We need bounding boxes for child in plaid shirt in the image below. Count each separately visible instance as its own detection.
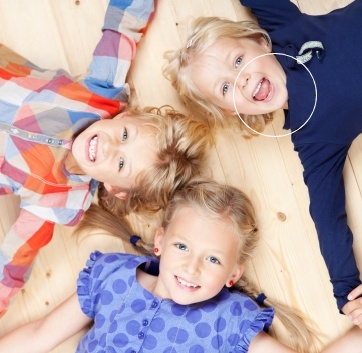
[0,0,211,315]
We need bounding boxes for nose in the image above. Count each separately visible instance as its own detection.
[234,72,250,90]
[183,256,201,275]
[103,137,120,158]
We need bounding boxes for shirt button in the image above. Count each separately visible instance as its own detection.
[151,300,158,308]
[138,332,144,339]
[142,319,148,326]
[131,351,136,353]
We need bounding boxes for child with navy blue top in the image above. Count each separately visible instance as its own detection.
[163,0,362,326]
[1,179,361,352]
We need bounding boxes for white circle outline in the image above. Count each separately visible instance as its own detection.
[232,53,317,138]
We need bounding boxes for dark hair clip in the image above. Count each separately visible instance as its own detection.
[256,292,267,305]
[130,235,141,246]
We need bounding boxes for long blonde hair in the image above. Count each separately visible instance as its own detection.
[98,106,213,216]
[162,179,318,352]
[163,17,273,135]
[78,178,318,352]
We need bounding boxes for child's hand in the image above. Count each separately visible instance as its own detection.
[342,284,362,329]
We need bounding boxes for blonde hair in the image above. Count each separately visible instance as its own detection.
[162,178,319,352]
[163,17,273,135]
[78,178,319,351]
[97,106,213,216]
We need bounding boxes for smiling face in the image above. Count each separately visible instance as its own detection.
[69,113,157,191]
[190,36,288,116]
[153,206,244,305]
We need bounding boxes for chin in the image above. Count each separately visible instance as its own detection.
[172,297,195,305]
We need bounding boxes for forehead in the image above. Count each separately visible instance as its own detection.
[194,36,262,64]
[190,37,245,78]
[207,36,242,50]
[168,206,238,241]
[115,115,159,137]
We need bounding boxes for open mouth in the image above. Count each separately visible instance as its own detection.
[176,276,200,288]
[252,78,271,101]
[89,135,98,162]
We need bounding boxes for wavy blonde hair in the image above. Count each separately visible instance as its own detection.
[97,106,213,216]
[163,16,273,135]
[78,178,319,351]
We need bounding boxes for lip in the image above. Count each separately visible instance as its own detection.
[175,275,200,292]
[263,80,274,103]
[252,77,274,103]
[85,134,96,163]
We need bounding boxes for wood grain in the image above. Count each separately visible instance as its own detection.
[0,0,359,351]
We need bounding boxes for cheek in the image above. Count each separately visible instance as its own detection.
[205,268,228,285]
[162,251,176,265]
[158,256,173,278]
[81,120,102,134]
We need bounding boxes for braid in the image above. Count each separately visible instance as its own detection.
[75,203,154,256]
[235,274,321,352]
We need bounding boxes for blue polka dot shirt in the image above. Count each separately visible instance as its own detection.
[76,251,274,353]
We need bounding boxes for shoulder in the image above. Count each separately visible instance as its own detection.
[85,251,151,274]
[199,289,274,327]
[240,0,301,32]
[193,289,274,350]
[227,290,274,349]
[77,251,153,317]
[78,251,153,289]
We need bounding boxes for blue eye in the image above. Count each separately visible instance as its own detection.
[222,82,230,95]
[122,128,128,141]
[207,256,220,264]
[175,243,187,251]
[235,56,242,68]
[118,157,124,171]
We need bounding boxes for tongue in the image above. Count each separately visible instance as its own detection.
[254,79,270,101]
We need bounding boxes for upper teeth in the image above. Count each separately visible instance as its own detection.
[177,277,198,288]
[253,80,262,98]
[89,136,97,161]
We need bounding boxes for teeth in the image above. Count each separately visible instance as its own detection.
[177,277,198,288]
[89,136,97,162]
[253,80,262,98]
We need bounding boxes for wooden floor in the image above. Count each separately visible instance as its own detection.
[0,0,360,351]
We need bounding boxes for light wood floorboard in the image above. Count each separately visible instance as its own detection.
[0,1,359,351]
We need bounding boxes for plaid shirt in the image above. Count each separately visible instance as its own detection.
[0,0,155,311]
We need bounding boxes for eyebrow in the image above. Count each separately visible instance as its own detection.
[128,120,144,179]
[120,123,138,179]
[123,158,132,178]
[172,234,227,258]
[211,47,240,98]
[227,43,244,67]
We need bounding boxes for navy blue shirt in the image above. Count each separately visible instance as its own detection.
[240,0,362,310]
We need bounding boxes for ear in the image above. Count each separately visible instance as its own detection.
[226,263,246,288]
[114,190,128,200]
[103,183,129,200]
[258,36,272,53]
[114,111,129,120]
[223,108,238,116]
[154,227,165,255]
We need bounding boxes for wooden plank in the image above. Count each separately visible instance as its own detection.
[0,0,108,76]
[295,0,354,13]
[0,0,360,352]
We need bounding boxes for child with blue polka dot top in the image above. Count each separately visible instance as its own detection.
[1,179,361,352]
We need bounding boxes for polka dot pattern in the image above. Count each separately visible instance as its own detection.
[76,252,274,353]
